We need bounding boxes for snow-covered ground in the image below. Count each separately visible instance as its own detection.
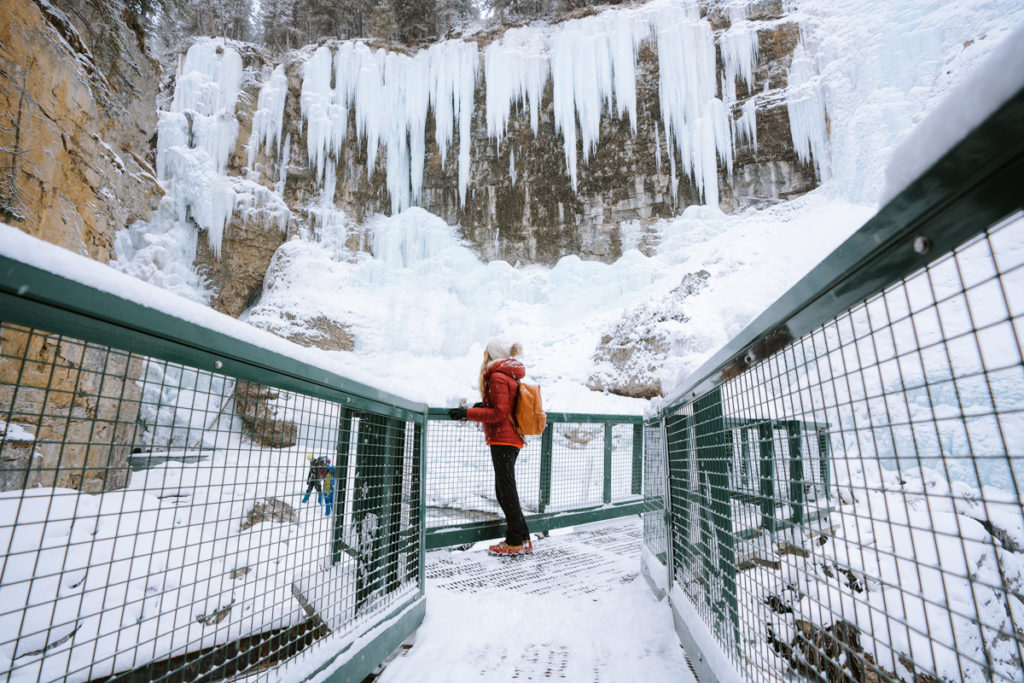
[1,0,1023,681]
[374,518,696,683]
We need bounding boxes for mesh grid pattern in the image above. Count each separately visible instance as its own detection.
[642,421,667,563]
[649,212,1024,681]
[425,416,643,538]
[0,325,422,682]
[393,519,696,683]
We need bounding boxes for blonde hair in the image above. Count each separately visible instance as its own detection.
[477,342,522,399]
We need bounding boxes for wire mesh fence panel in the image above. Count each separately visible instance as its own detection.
[423,418,536,526]
[424,414,644,546]
[547,422,606,511]
[657,211,1024,682]
[609,423,641,502]
[643,420,668,565]
[547,421,644,512]
[0,324,422,683]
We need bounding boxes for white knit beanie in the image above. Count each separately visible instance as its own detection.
[486,338,520,360]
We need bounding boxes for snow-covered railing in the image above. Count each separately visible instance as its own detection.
[423,409,644,549]
[643,87,1024,682]
[0,253,428,683]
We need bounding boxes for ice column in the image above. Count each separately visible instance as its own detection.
[786,42,830,180]
[157,39,244,258]
[301,39,479,214]
[485,27,550,141]
[246,64,289,171]
[654,6,732,206]
[550,10,650,191]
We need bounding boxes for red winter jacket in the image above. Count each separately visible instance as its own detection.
[466,359,526,448]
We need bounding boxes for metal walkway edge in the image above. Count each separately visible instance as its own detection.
[370,518,697,682]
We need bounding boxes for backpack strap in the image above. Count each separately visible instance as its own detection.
[508,377,522,436]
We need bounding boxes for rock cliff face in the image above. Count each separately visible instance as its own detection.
[0,323,141,493]
[222,0,813,317]
[0,0,161,491]
[0,0,162,260]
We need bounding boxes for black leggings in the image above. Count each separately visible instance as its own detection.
[491,445,530,545]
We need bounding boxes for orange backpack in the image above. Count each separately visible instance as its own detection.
[512,380,547,436]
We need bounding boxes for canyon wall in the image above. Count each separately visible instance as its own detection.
[207,0,817,316]
[0,0,162,260]
[0,0,160,491]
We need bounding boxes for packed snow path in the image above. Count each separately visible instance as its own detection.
[372,518,696,682]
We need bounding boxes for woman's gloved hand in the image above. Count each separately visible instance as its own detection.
[448,407,468,420]
[472,402,483,408]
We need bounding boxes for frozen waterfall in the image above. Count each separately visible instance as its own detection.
[298,0,765,213]
[156,39,243,259]
[140,0,780,263]
[301,40,478,214]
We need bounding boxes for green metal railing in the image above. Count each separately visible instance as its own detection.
[0,254,427,682]
[644,88,1024,683]
[424,409,645,548]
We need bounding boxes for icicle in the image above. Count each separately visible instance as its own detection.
[654,6,730,206]
[301,39,479,214]
[510,149,517,185]
[735,98,758,153]
[666,125,678,200]
[246,65,288,171]
[429,40,478,176]
[711,98,734,177]
[456,47,478,208]
[276,133,291,196]
[786,42,829,180]
[484,28,549,141]
[721,21,759,96]
[654,120,662,175]
[549,9,650,191]
[161,146,235,258]
[291,0,756,213]
[481,0,735,205]
[156,112,189,181]
[160,38,244,258]
[721,71,737,108]
[301,46,348,188]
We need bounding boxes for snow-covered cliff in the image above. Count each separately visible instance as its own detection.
[111,0,1024,408]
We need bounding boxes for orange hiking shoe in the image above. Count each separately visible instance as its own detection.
[487,540,531,556]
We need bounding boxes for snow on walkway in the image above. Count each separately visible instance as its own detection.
[373,518,696,682]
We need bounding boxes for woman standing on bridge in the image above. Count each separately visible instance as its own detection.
[449,338,533,556]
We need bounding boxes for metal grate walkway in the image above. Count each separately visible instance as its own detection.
[371,518,696,682]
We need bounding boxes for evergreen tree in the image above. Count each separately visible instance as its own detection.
[368,0,399,41]
[489,0,556,21]
[394,0,437,43]
[435,0,477,37]
[260,0,302,52]
[177,0,255,41]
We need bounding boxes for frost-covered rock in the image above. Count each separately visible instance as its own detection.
[233,380,298,448]
[587,270,711,398]
[249,312,355,353]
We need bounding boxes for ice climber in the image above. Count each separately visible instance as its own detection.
[302,454,334,515]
